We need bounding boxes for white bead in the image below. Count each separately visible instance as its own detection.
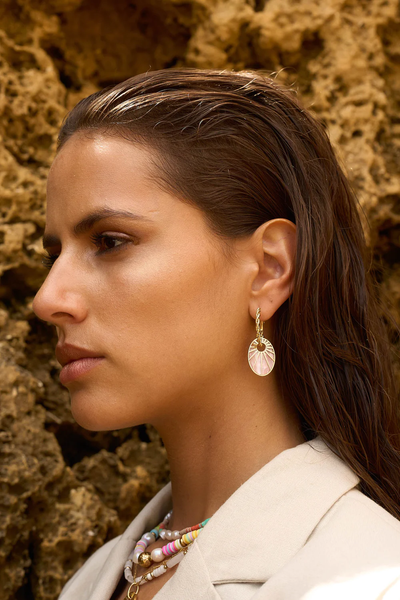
[124,567,134,583]
[165,531,173,541]
[151,548,164,562]
[152,565,166,578]
[172,530,181,539]
[167,551,185,568]
[143,532,155,543]
[132,550,142,564]
[159,530,166,539]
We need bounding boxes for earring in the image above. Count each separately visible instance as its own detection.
[248,307,276,376]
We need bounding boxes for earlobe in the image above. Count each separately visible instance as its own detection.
[249,218,296,321]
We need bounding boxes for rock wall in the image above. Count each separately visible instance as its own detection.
[0,0,399,598]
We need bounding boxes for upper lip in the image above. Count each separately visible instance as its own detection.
[55,343,104,367]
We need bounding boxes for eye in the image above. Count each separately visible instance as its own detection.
[89,232,129,253]
[40,233,133,270]
[40,253,58,269]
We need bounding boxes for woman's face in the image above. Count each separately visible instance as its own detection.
[32,132,254,431]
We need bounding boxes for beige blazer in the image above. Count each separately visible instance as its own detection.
[59,436,400,599]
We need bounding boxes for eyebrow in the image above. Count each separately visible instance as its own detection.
[42,207,153,249]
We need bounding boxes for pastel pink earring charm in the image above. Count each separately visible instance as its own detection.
[248,307,276,376]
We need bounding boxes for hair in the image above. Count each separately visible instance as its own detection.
[56,68,400,519]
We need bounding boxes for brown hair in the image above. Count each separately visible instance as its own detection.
[56,68,400,519]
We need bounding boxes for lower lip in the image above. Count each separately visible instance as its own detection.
[59,357,105,385]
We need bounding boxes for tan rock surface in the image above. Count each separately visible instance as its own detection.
[0,0,399,598]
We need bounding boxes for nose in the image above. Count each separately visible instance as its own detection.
[32,260,88,328]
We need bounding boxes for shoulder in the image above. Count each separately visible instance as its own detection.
[259,489,400,599]
[59,535,122,599]
[311,487,400,553]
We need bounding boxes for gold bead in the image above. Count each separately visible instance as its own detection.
[138,552,152,567]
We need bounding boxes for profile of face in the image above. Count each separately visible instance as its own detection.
[32,132,271,432]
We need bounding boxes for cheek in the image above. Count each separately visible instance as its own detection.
[99,247,235,390]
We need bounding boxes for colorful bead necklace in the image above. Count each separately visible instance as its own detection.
[123,510,210,599]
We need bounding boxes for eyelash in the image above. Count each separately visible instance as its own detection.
[40,233,131,269]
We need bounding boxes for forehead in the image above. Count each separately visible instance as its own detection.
[48,132,155,195]
[46,132,165,221]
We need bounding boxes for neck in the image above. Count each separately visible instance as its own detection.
[153,373,305,531]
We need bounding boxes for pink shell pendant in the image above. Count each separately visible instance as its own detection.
[248,337,275,376]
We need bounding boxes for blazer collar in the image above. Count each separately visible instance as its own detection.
[196,434,360,584]
[87,435,360,599]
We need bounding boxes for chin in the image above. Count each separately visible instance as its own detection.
[69,391,145,431]
[71,409,110,431]
[69,393,121,431]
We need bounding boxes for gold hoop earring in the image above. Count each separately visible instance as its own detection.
[248,308,276,376]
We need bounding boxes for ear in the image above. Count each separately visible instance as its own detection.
[248,219,296,321]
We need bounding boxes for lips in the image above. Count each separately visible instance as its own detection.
[55,343,104,367]
[59,356,105,385]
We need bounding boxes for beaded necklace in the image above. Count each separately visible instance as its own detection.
[123,510,210,599]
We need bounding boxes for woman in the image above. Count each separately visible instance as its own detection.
[32,68,400,600]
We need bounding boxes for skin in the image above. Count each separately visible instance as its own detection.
[32,131,305,600]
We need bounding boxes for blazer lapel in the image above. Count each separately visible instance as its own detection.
[152,542,221,600]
